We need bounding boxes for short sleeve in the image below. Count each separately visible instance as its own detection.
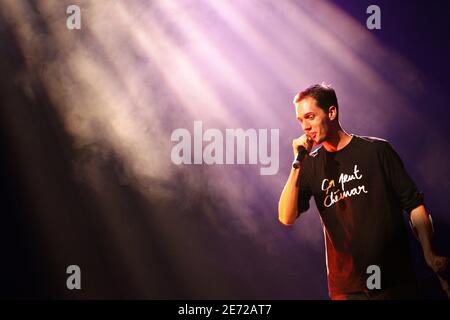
[380,141,424,213]
[297,159,313,215]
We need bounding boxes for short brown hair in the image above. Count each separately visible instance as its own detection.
[293,83,339,115]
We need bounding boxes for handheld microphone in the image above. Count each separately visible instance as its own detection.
[292,136,312,169]
[292,147,309,169]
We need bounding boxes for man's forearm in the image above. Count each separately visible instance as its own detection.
[278,167,301,225]
[410,204,434,264]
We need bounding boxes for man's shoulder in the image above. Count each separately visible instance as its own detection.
[352,135,391,149]
[353,134,387,143]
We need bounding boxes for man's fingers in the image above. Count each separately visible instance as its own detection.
[437,274,450,299]
[432,257,450,299]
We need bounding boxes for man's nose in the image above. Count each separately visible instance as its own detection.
[302,123,311,132]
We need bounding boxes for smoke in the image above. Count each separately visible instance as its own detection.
[2,0,438,244]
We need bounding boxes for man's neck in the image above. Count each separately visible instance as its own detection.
[322,128,352,152]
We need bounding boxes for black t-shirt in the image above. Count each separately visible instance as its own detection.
[298,135,424,298]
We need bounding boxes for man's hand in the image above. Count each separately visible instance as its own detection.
[292,134,313,157]
[426,254,449,275]
[427,254,450,299]
[410,205,450,298]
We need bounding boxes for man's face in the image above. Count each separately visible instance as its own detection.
[295,97,333,144]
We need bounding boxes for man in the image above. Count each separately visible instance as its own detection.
[278,83,448,299]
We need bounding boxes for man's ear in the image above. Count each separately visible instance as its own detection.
[328,106,337,121]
